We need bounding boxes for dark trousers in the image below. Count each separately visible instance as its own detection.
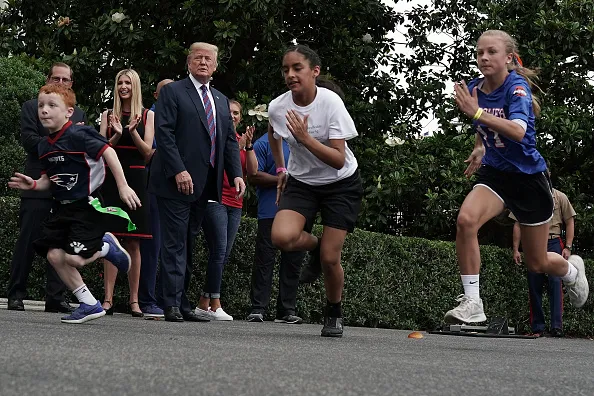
[139,193,161,309]
[157,195,207,313]
[528,238,563,332]
[7,198,66,302]
[201,202,242,298]
[250,218,306,317]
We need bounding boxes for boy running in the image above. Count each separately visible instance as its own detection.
[8,84,140,324]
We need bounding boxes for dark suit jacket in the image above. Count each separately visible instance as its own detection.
[149,77,242,202]
[20,98,88,199]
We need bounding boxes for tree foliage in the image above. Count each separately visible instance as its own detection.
[1,0,593,251]
[373,0,594,250]
[0,0,403,133]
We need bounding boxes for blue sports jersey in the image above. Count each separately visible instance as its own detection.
[254,133,291,220]
[38,121,110,201]
[468,70,546,174]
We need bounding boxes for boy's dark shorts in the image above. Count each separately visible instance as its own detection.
[474,164,553,226]
[278,170,363,232]
[33,198,107,258]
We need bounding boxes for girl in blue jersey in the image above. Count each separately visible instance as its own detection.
[445,30,588,324]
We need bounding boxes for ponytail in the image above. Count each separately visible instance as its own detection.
[509,52,542,116]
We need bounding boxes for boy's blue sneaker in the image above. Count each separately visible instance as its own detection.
[102,232,131,273]
[142,304,164,319]
[61,301,105,324]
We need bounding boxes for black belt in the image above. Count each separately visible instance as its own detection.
[549,234,560,240]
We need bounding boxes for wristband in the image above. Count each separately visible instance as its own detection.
[32,180,37,190]
[472,108,483,121]
[245,145,254,151]
[276,167,287,174]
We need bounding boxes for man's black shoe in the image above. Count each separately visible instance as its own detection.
[164,307,184,322]
[7,298,25,311]
[182,310,210,322]
[300,237,322,284]
[550,328,565,338]
[274,314,303,324]
[321,316,343,337]
[45,300,74,313]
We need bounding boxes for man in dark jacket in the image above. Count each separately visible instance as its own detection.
[149,42,244,322]
[7,63,88,312]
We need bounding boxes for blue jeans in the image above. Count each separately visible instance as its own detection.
[201,202,242,298]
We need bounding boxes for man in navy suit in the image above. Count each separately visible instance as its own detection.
[149,42,245,322]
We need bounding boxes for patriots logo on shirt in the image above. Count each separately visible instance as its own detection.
[513,86,527,97]
[50,173,78,190]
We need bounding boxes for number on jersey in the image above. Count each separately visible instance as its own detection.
[477,125,505,148]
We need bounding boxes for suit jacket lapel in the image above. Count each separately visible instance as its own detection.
[212,88,227,156]
[184,77,209,133]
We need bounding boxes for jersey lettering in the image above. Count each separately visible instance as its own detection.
[48,156,65,162]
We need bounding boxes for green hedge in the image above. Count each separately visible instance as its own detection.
[0,56,46,197]
[1,196,593,336]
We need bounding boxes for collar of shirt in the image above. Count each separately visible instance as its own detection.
[189,74,211,94]
[189,74,217,123]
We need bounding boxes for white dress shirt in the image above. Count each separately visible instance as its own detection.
[189,74,217,132]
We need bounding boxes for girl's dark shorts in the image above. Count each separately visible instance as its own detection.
[278,170,363,232]
[474,165,553,226]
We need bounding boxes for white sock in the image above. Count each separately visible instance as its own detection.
[561,261,578,283]
[99,242,109,258]
[461,274,480,299]
[73,284,98,306]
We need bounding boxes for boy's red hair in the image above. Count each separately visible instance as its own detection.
[38,84,76,108]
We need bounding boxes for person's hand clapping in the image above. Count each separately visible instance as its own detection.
[244,125,255,147]
[238,133,247,150]
[286,110,310,144]
[127,114,142,133]
[109,114,123,135]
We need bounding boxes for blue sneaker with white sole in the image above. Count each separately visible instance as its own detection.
[102,232,131,273]
[141,304,164,318]
[61,301,105,324]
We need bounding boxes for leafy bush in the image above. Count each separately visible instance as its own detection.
[0,56,46,140]
[0,56,45,196]
[2,196,593,336]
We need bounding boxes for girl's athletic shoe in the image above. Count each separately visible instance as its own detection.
[444,294,487,324]
[321,316,343,337]
[565,255,589,308]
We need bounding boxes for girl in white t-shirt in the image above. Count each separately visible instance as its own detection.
[268,45,363,338]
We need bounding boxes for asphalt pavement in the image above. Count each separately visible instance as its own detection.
[1,308,592,396]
